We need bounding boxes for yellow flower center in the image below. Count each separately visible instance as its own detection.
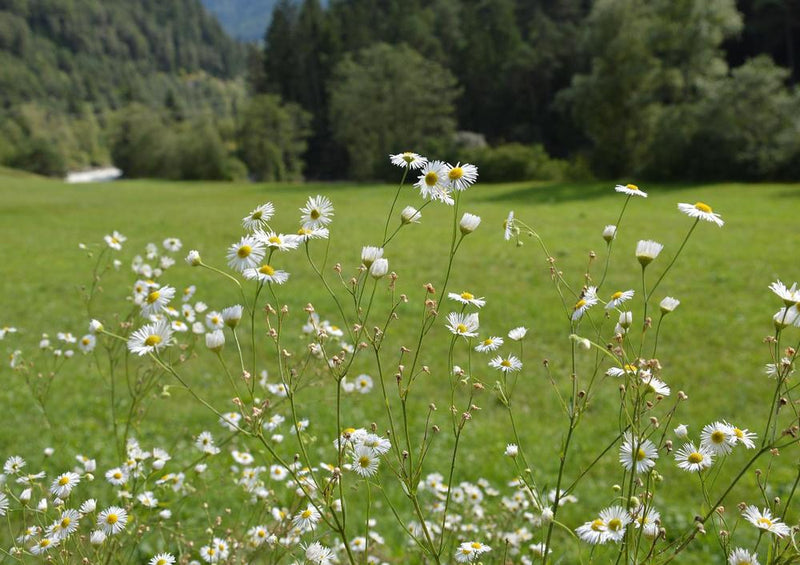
[482,338,493,346]
[734,428,744,438]
[344,427,356,434]
[624,364,637,373]
[460,548,472,555]
[147,291,160,304]
[758,517,773,528]
[449,167,464,180]
[456,324,468,333]
[611,291,623,300]
[460,291,474,300]
[61,517,71,528]
[310,209,321,219]
[157,560,167,565]
[626,184,639,191]
[402,153,414,163]
[183,287,192,295]
[252,210,262,220]
[636,448,647,461]
[608,518,623,531]
[298,228,312,235]
[268,236,281,244]
[470,542,482,549]
[687,452,704,464]
[58,476,70,485]
[501,360,512,367]
[301,510,312,519]
[694,202,712,213]
[113,472,122,479]
[358,456,371,468]
[259,265,275,276]
[111,237,119,244]
[425,172,438,186]
[710,430,726,444]
[39,539,51,548]
[237,245,252,258]
[590,519,605,531]
[144,335,162,347]
[575,299,587,309]
[106,513,118,525]
[82,337,91,345]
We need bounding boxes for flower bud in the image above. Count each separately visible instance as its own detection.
[459,213,481,234]
[369,258,389,279]
[186,250,202,266]
[205,330,225,352]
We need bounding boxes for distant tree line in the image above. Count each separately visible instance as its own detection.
[1,0,799,182]
[253,0,800,181]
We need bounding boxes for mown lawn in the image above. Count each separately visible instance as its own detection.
[1,171,798,563]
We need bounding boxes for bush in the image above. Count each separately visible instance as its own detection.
[462,143,568,183]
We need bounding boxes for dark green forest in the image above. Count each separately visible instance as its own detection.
[2,0,800,181]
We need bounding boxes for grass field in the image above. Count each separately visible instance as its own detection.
[1,169,798,563]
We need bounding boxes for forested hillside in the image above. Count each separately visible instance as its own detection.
[0,0,246,175]
[200,0,280,41]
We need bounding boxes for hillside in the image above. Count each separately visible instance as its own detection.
[0,0,247,175]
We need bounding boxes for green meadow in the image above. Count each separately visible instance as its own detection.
[1,169,799,563]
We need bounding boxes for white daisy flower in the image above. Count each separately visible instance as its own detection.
[205,311,224,330]
[0,493,8,516]
[243,264,290,284]
[30,536,59,555]
[678,202,724,227]
[353,374,373,394]
[572,287,598,321]
[454,541,491,562]
[675,442,714,472]
[105,467,128,486]
[619,433,659,474]
[195,431,220,455]
[304,541,335,564]
[505,444,518,457]
[674,424,688,438]
[170,320,188,332]
[390,152,427,169]
[641,374,671,396]
[186,250,202,266]
[448,290,486,308]
[503,210,515,241]
[636,240,663,267]
[162,238,182,252]
[726,422,757,449]
[141,286,176,317]
[446,162,479,191]
[227,235,266,272]
[415,160,453,204]
[255,230,301,252]
[219,412,242,431]
[4,456,25,474]
[599,505,631,542]
[232,450,254,466]
[247,525,270,546]
[296,226,329,241]
[149,553,176,565]
[660,296,680,314]
[576,517,607,545]
[605,289,635,310]
[400,205,422,224]
[446,312,480,338]
[89,530,106,545]
[137,491,158,508]
[700,421,736,455]
[0,325,17,339]
[631,507,660,538]
[614,183,647,197]
[104,230,126,250]
[269,464,288,481]
[369,258,389,278]
[475,336,504,353]
[127,321,173,356]
[742,505,791,537]
[459,212,481,234]
[360,246,383,268]
[50,472,80,498]
[352,446,380,477]
[97,506,128,535]
[508,326,527,341]
[292,504,321,531]
[300,195,334,229]
[242,203,275,231]
[728,547,760,565]
[489,355,522,373]
[769,280,800,306]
